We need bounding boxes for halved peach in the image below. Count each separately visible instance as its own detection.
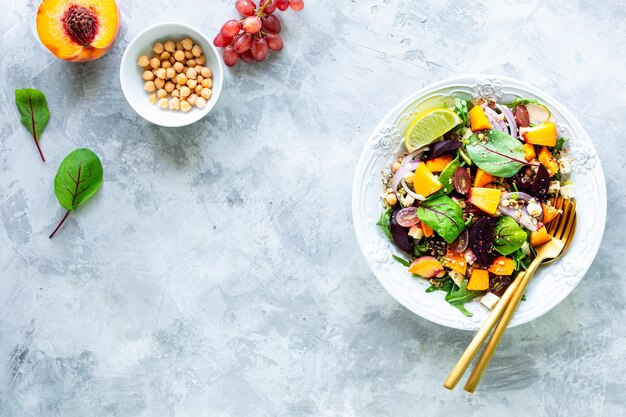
[468,187,502,215]
[473,168,494,188]
[408,256,445,278]
[523,143,536,162]
[522,122,557,147]
[538,146,559,177]
[412,162,442,197]
[530,226,552,247]
[542,203,560,224]
[469,106,492,132]
[444,250,467,275]
[37,0,121,62]
[488,256,514,276]
[467,269,490,291]
[425,155,453,173]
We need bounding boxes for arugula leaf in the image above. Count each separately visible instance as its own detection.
[466,130,528,177]
[507,98,539,108]
[392,254,412,267]
[511,248,530,271]
[453,98,470,127]
[437,156,460,194]
[417,194,465,243]
[377,208,393,240]
[445,279,480,317]
[49,148,104,238]
[493,216,527,255]
[15,88,50,162]
[555,137,568,152]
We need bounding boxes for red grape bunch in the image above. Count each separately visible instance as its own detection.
[214,0,304,67]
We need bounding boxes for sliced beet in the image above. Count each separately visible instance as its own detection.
[426,140,462,159]
[489,275,515,297]
[468,217,497,268]
[391,209,412,253]
[531,164,550,202]
[512,171,532,194]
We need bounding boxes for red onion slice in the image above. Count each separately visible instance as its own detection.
[401,178,426,201]
[482,105,507,132]
[498,192,542,231]
[495,103,518,138]
[390,147,427,192]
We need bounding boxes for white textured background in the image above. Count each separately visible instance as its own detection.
[1,0,625,416]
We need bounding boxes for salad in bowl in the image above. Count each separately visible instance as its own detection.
[377,96,573,317]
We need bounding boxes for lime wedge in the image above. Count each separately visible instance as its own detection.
[405,109,462,152]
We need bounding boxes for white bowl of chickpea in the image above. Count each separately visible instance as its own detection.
[120,22,223,127]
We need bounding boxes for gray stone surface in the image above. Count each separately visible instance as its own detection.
[1,0,625,416]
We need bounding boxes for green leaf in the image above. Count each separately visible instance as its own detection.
[493,216,527,255]
[445,279,480,317]
[453,98,470,127]
[511,248,530,271]
[15,88,50,161]
[376,208,393,240]
[555,137,568,152]
[437,156,460,194]
[392,254,412,267]
[54,149,104,211]
[417,194,465,243]
[506,98,539,108]
[466,130,527,177]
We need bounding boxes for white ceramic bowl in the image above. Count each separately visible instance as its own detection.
[352,74,607,330]
[120,22,223,127]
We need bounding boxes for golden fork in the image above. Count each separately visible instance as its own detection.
[443,197,576,391]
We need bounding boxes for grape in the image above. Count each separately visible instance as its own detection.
[396,207,420,227]
[275,0,289,11]
[240,50,255,64]
[223,46,239,67]
[213,33,233,48]
[263,0,277,14]
[221,19,242,38]
[233,34,253,53]
[261,14,281,33]
[251,37,269,61]
[235,0,256,16]
[449,229,469,253]
[514,104,530,127]
[242,16,262,34]
[453,167,471,195]
[289,0,304,10]
[265,32,284,51]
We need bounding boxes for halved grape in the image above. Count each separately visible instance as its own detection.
[453,167,471,195]
[396,207,420,227]
[449,229,469,253]
[514,105,530,127]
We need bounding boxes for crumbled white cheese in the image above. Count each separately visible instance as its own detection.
[527,198,542,218]
[558,153,573,174]
[548,181,561,194]
[449,270,465,287]
[408,225,424,240]
[521,241,531,256]
[559,183,575,199]
[401,194,415,207]
[480,292,501,310]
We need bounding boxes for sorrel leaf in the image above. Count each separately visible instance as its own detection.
[417,194,465,243]
[466,130,527,177]
[15,88,50,161]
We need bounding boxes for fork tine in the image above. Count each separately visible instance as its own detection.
[557,200,576,241]
[561,213,577,252]
[555,199,575,240]
[553,198,571,239]
[546,197,564,235]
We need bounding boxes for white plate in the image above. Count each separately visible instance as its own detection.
[120,22,224,127]
[352,75,607,330]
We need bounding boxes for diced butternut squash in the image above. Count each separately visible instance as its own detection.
[444,250,468,275]
[468,187,502,215]
[530,226,552,247]
[408,256,445,278]
[523,143,537,161]
[538,146,559,177]
[469,106,492,132]
[420,221,434,238]
[542,203,560,224]
[522,122,558,147]
[467,269,490,291]
[412,162,442,197]
[425,155,453,173]
[474,168,494,188]
[488,256,515,276]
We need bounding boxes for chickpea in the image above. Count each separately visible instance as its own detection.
[160,51,171,60]
[201,78,212,89]
[157,89,167,99]
[391,161,401,173]
[195,55,206,65]
[187,94,198,105]
[164,81,175,93]
[176,73,188,85]
[186,58,196,67]
[200,88,212,100]
[155,68,166,79]
[184,50,193,59]
[174,50,185,62]
[197,75,204,83]
[194,85,202,95]
[164,40,176,52]
[149,93,156,104]
[187,79,197,89]
[180,100,192,112]
[161,60,172,69]
[153,42,164,54]
[385,193,397,206]
[173,62,184,73]
[171,89,180,98]
[175,41,184,50]
[192,45,202,57]
[158,98,169,109]
[144,81,156,92]
[201,67,212,78]
[149,58,160,69]
[180,86,191,98]
[186,67,197,80]
[195,97,207,109]
[142,70,154,81]
[137,55,150,67]
[169,97,181,110]
[169,57,176,64]
[166,67,176,79]
[154,78,165,89]
[176,83,183,90]
[403,172,414,184]
[181,38,193,50]
[194,65,202,73]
